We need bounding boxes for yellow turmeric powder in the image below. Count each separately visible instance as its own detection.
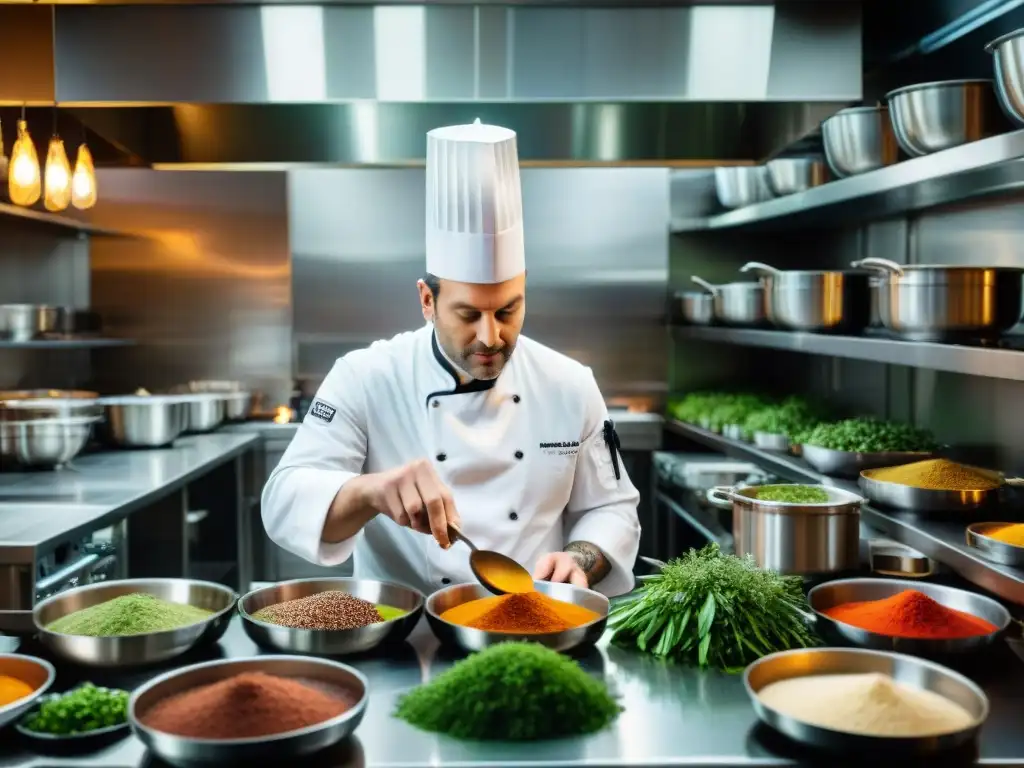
[0,674,33,707]
[440,592,601,634]
[866,459,1001,491]
[986,524,1024,548]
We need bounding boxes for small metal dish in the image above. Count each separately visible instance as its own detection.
[676,291,714,325]
[16,686,130,744]
[426,580,608,654]
[808,577,1010,656]
[868,539,934,578]
[765,157,829,195]
[722,423,747,442]
[753,431,790,452]
[0,654,55,729]
[238,578,424,655]
[713,166,774,208]
[860,466,1008,513]
[801,443,933,479]
[745,647,987,753]
[33,578,238,668]
[130,656,368,766]
[966,522,1024,567]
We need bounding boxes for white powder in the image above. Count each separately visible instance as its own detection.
[757,673,975,737]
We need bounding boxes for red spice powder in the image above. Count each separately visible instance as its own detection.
[467,592,573,633]
[141,671,353,739]
[824,589,998,640]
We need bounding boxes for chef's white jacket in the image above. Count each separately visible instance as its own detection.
[261,324,641,597]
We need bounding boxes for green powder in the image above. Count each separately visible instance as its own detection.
[394,642,620,740]
[374,605,407,622]
[47,593,214,637]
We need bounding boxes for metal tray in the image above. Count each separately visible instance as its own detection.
[238,578,424,655]
[966,522,1024,567]
[860,466,1005,512]
[33,578,238,668]
[0,655,55,730]
[807,577,1010,656]
[130,656,367,766]
[745,647,987,753]
[801,443,933,478]
[426,580,608,654]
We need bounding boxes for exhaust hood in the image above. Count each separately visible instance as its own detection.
[0,3,862,166]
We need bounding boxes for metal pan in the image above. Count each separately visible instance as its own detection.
[859,465,1018,512]
[675,291,713,325]
[801,443,933,479]
[745,647,988,754]
[690,275,766,327]
[966,522,1024,567]
[740,261,871,333]
[807,577,1010,657]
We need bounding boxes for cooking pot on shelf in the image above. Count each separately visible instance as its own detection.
[675,291,714,325]
[850,257,1024,342]
[739,261,871,334]
[706,484,863,576]
[690,276,766,327]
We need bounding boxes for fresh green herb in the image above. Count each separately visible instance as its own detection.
[801,418,937,453]
[46,593,214,637]
[22,684,129,736]
[755,485,830,504]
[394,643,620,740]
[668,392,769,430]
[609,544,817,673]
[744,397,826,439]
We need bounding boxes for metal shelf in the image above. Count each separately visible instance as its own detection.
[673,325,1024,382]
[0,338,135,349]
[0,201,134,238]
[666,419,1024,604]
[671,130,1024,232]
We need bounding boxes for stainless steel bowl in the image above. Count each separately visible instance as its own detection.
[801,443,933,479]
[987,28,1024,125]
[822,106,899,178]
[179,394,225,434]
[33,578,238,668]
[676,291,714,325]
[426,580,608,653]
[174,382,252,422]
[886,79,1009,157]
[859,465,1005,513]
[0,304,61,342]
[745,647,988,753]
[740,261,871,333]
[238,578,424,655]
[706,484,861,575]
[851,257,1024,342]
[713,166,773,209]
[765,158,829,195]
[99,395,187,449]
[220,392,253,422]
[0,654,55,729]
[130,656,368,766]
[753,431,790,452]
[0,390,101,422]
[690,275,767,327]
[807,577,1010,655]
[966,522,1024,566]
[0,416,100,469]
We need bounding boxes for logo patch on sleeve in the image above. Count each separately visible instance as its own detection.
[308,399,337,424]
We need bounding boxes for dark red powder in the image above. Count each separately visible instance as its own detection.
[824,589,998,640]
[141,671,353,739]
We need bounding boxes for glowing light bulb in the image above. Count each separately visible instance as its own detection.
[71,143,97,210]
[43,137,72,212]
[9,120,40,207]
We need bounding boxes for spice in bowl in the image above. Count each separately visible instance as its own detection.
[20,684,129,736]
[46,594,214,637]
[757,673,974,737]
[251,591,406,630]
[755,485,830,504]
[140,672,356,739]
[0,675,34,707]
[823,589,997,640]
[394,642,619,740]
[439,592,600,634]
[981,524,1024,547]
[866,459,1000,491]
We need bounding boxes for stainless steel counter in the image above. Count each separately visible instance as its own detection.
[2,613,1022,767]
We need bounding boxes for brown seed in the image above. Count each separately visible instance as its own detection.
[252,591,383,630]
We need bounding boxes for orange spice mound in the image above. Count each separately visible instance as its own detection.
[440,592,600,634]
[824,589,997,640]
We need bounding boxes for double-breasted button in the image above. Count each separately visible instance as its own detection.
[431,400,440,408]
[441,577,451,585]
[512,394,521,403]
[509,511,519,521]
[436,452,447,462]
[514,450,524,460]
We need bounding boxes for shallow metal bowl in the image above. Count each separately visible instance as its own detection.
[426,581,608,653]
[0,389,101,422]
[821,106,899,178]
[0,654,55,729]
[859,466,1003,512]
[886,79,1009,157]
[745,647,987,753]
[713,166,773,208]
[33,578,238,668]
[966,522,1024,567]
[808,577,1010,656]
[801,443,933,479]
[130,656,368,766]
[765,157,828,195]
[0,416,100,469]
[238,578,424,655]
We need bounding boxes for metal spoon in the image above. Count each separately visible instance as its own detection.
[448,523,534,595]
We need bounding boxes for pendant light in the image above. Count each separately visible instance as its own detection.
[71,141,97,210]
[0,119,9,185]
[43,127,72,212]
[9,108,40,207]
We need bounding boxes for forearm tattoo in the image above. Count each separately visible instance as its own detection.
[565,541,611,586]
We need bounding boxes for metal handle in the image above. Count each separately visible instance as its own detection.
[705,486,735,510]
[850,257,904,276]
[448,522,478,551]
[690,275,717,294]
[35,553,101,595]
[1004,477,1024,487]
[739,261,779,277]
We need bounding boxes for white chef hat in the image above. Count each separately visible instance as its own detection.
[425,119,525,284]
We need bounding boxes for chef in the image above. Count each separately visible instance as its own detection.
[262,119,641,597]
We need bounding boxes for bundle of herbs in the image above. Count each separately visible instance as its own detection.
[609,544,817,673]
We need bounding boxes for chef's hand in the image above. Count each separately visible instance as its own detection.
[364,459,460,549]
[532,552,589,589]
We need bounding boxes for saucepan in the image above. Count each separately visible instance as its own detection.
[675,291,714,325]
[850,257,1024,341]
[690,276,766,327]
[740,261,871,333]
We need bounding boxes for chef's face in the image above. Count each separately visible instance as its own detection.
[419,273,526,380]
